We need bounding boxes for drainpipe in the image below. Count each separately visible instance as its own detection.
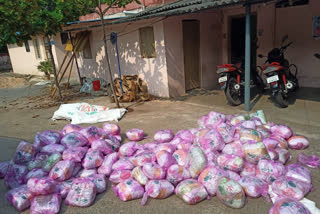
[245,2,251,112]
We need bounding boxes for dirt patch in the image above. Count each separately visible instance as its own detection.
[0,73,30,88]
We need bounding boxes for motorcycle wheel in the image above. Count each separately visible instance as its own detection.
[274,90,288,108]
[225,77,242,106]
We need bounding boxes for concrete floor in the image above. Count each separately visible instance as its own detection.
[0,85,319,214]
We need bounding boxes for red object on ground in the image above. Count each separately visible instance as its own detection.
[92,80,100,91]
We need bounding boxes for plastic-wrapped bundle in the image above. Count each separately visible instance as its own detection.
[198,115,208,128]
[263,137,279,150]
[112,178,145,201]
[41,144,65,154]
[5,185,32,211]
[205,150,220,166]
[269,198,311,214]
[79,126,100,144]
[239,176,268,198]
[77,169,97,178]
[109,170,132,184]
[230,115,249,126]
[98,152,119,176]
[13,141,37,165]
[198,166,228,196]
[87,174,107,193]
[256,126,271,138]
[216,122,235,144]
[216,177,246,209]
[104,135,121,151]
[26,168,48,180]
[175,179,208,205]
[143,163,166,180]
[297,153,320,169]
[132,166,149,185]
[42,153,62,172]
[239,128,261,143]
[268,149,279,161]
[63,147,88,162]
[154,129,174,143]
[176,141,192,151]
[72,162,82,177]
[222,140,245,157]
[27,177,56,196]
[5,164,28,189]
[271,125,293,139]
[272,135,288,149]
[242,142,270,164]
[285,164,311,184]
[30,194,61,214]
[91,139,113,155]
[166,164,191,185]
[197,129,225,152]
[287,136,309,150]
[126,129,145,141]
[0,161,9,178]
[217,154,244,172]
[112,158,135,171]
[142,142,158,152]
[28,153,48,171]
[188,146,207,178]
[272,177,312,200]
[114,135,122,142]
[60,132,88,148]
[130,152,156,167]
[119,141,140,157]
[256,159,286,183]
[61,124,82,134]
[240,161,256,177]
[240,120,256,129]
[156,150,176,169]
[141,180,175,205]
[82,149,104,169]
[65,177,97,207]
[103,123,120,135]
[57,179,73,199]
[204,111,226,128]
[49,160,75,181]
[275,148,291,164]
[154,143,176,154]
[175,129,193,143]
[35,130,62,147]
[224,169,241,182]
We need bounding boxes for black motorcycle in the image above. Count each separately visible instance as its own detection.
[258,35,298,108]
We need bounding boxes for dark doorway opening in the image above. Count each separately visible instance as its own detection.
[230,15,257,68]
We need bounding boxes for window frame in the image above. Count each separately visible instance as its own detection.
[24,41,30,52]
[139,26,156,58]
[33,38,42,59]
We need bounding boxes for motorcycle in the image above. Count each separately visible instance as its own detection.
[217,59,264,106]
[258,35,298,108]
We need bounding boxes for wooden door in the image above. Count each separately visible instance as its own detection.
[183,20,200,91]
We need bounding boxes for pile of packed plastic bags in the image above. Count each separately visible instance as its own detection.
[1,111,320,214]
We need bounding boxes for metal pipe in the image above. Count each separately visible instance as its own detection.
[114,33,124,94]
[245,3,251,112]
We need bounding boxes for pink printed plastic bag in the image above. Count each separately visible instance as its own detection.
[87,174,107,193]
[103,123,120,135]
[26,169,48,180]
[61,124,82,134]
[91,139,113,155]
[57,179,73,199]
[297,153,320,169]
[166,164,191,185]
[5,164,28,189]
[98,152,119,176]
[60,132,88,148]
[175,129,193,143]
[154,143,176,154]
[198,166,228,196]
[217,154,244,172]
[222,140,245,157]
[27,177,56,196]
[130,152,156,167]
[272,135,288,149]
[216,122,234,144]
[63,146,88,162]
[112,158,135,171]
[173,149,189,167]
[41,144,65,154]
[154,129,174,143]
[271,177,312,200]
[275,148,291,164]
[77,169,97,178]
[142,180,174,205]
[13,141,37,165]
[175,179,208,205]
[5,185,32,211]
[271,125,293,139]
[263,137,279,150]
[204,111,226,128]
[42,153,62,172]
[268,149,279,161]
[110,170,132,184]
[256,159,286,183]
[225,169,241,182]
[28,153,49,171]
[72,162,82,177]
[285,164,311,184]
[49,160,75,181]
[256,126,271,138]
[188,146,208,178]
[239,128,262,143]
[176,141,192,151]
[240,161,256,177]
[197,129,225,152]
[126,129,145,141]
[242,141,270,164]
[82,149,104,169]
[30,194,61,214]
[132,166,149,185]
[269,198,311,214]
[65,177,97,207]
[205,150,220,166]
[113,179,145,201]
[143,163,166,180]
[35,130,62,147]
[119,141,140,157]
[79,126,100,144]
[239,176,268,198]
[0,161,9,178]
[287,136,309,150]
[156,150,176,169]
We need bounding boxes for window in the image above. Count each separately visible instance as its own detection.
[83,37,92,59]
[139,26,156,58]
[276,0,309,8]
[60,32,69,45]
[24,41,30,52]
[33,38,42,59]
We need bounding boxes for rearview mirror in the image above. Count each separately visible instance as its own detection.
[258,54,264,58]
[282,35,288,43]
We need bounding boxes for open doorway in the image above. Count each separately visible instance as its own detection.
[230,15,257,67]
